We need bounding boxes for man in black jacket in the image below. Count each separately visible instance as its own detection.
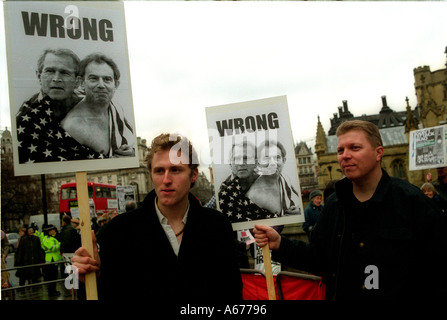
[59,215,81,254]
[254,120,447,299]
[72,133,242,301]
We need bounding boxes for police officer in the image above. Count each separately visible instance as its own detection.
[37,225,63,297]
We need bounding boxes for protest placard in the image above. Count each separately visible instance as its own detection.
[4,1,138,176]
[409,125,447,171]
[206,96,304,300]
[206,95,304,231]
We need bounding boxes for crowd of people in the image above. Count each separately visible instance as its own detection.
[1,204,136,300]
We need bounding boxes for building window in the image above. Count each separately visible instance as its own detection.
[392,159,407,180]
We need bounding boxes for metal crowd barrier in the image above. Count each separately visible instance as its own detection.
[1,255,79,300]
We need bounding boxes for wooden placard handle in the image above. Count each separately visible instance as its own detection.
[75,171,98,300]
[262,245,276,300]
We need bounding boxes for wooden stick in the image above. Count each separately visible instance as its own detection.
[262,245,276,300]
[75,171,98,300]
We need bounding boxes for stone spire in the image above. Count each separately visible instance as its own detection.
[315,115,327,157]
[404,96,418,134]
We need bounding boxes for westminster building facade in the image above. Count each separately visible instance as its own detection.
[315,47,447,190]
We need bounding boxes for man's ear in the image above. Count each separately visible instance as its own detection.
[376,146,384,162]
[191,168,199,183]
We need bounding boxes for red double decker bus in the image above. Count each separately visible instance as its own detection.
[59,182,117,216]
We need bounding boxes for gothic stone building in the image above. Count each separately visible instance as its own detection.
[315,48,447,191]
[295,141,318,192]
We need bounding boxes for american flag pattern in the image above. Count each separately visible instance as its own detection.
[218,175,301,224]
[16,95,106,163]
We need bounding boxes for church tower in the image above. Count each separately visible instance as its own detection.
[314,116,327,158]
[413,47,447,128]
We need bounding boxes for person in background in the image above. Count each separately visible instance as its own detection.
[420,182,447,213]
[323,180,338,203]
[431,167,447,202]
[125,200,137,212]
[302,189,323,240]
[0,230,11,296]
[14,227,43,290]
[37,225,63,297]
[59,215,81,255]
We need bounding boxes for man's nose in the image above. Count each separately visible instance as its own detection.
[97,78,106,87]
[162,172,172,184]
[340,149,351,159]
[52,72,63,82]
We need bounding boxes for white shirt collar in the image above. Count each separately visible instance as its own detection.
[154,197,189,225]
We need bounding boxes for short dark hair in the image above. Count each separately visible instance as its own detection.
[37,48,80,76]
[62,215,71,224]
[79,53,120,81]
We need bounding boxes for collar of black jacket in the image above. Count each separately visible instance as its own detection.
[334,169,391,203]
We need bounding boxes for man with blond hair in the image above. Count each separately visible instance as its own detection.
[254,120,447,299]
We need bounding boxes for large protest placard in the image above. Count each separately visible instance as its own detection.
[409,125,447,171]
[4,1,138,176]
[206,95,304,231]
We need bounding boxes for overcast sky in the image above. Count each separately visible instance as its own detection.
[1,1,447,174]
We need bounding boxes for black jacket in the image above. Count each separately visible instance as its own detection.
[274,170,447,300]
[98,190,242,301]
[59,224,81,254]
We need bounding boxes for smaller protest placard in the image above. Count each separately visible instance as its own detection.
[409,125,447,171]
[206,95,304,231]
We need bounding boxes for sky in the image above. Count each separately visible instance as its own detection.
[1,1,447,176]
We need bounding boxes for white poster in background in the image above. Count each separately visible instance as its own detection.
[409,125,447,171]
[107,199,118,210]
[70,198,95,219]
[116,185,136,213]
[4,1,138,176]
[206,95,304,231]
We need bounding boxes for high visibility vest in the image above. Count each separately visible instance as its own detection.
[41,235,63,262]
